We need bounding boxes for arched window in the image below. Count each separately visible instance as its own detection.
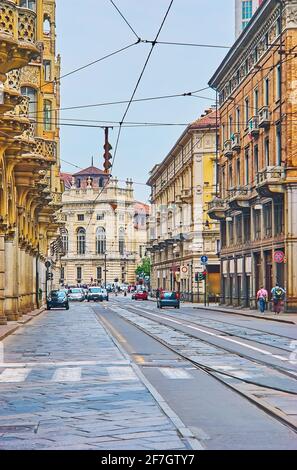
[119,227,125,255]
[43,16,51,34]
[20,0,36,11]
[21,86,37,118]
[99,177,104,188]
[77,228,86,255]
[62,230,68,254]
[43,100,52,130]
[96,227,106,254]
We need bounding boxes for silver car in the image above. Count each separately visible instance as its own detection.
[68,288,85,301]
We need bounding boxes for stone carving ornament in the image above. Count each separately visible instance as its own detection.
[285,3,297,28]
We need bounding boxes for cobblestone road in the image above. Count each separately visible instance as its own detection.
[0,304,189,450]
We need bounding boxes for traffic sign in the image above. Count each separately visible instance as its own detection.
[274,251,285,264]
[200,255,208,264]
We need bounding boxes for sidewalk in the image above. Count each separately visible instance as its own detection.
[0,306,46,342]
[193,304,297,325]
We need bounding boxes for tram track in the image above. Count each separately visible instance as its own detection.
[103,302,297,433]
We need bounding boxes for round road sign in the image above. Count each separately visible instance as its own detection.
[274,251,285,263]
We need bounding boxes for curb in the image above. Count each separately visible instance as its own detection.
[95,311,204,451]
[0,306,46,342]
[193,306,296,324]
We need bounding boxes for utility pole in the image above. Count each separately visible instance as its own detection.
[104,252,107,288]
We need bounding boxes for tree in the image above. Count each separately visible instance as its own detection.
[135,257,151,277]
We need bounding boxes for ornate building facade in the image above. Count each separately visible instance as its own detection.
[0,0,63,324]
[147,109,221,301]
[60,166,148,286]
[208,0,297,311]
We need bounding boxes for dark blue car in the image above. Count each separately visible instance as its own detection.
[157,291,180,309]
[47,290,69,310]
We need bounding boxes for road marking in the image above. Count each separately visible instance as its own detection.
[0,360,130,368]
[159,368,193,379]
[0,368,31,383]
[107,366,137,381]
[118,308,291,363]
[52,367,82,382]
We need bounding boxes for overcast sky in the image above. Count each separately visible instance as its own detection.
[57,0,234,202]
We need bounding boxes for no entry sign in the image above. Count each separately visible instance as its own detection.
[274,251,285,263]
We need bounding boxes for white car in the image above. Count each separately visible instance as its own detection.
[68,288,85,301]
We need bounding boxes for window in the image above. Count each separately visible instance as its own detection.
[20,0,36,10]
[228,219,234,245]
[61,267,65,281]
[242,1,252,20]
[264,78,269,106]
[276,16,281,36]
[264,138,270,166]
[77,214,84,221]
[254,145,259,174]
[62,230,68,253]
[236,108,240,133]
[243,212,251,242]
[276,64,281,101]
[99,177,104,188]
[229,164,233,188]
[276,125,281,165]
[254,88,259,115]
[274,198,284,235]
[221,221,227,248]
[76,179,81,188]
[245,98,249,128]
[263,202,272,238]
[77,228,86,255]
[236,215,243,244]
[43,16,51,34]
[21,86,37,118]
[236,159,241,186]
[96,213,104,221]
[43,60,51,81]
[119,227,125,255]
[222,124,225,145]
[221,167,226,198]
[43,100,52,130]
[97,267,102,281]
[254,209,261,240]
[245,148,249,185]
[96,227,106,254]
[77,267,82,282]
[229,115,233,138]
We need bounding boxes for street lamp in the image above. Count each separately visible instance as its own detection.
[104,252,107,287]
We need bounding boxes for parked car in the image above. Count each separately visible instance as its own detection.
[133,290,148,301]
[157,291,180,309]
[68,288,85,302]
[47,290,69,310]
[87,287,109,302]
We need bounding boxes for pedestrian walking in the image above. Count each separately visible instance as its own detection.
[156,288,160,300]
[271,284,286,314]
[256,286,268,313]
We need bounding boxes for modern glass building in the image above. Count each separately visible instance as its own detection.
[235,0,263,37]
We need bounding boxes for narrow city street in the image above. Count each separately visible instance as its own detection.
[0,296,296,450]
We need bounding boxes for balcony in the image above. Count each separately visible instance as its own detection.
[231,133,241,152]
[207,197,228,220]
[181,188,192,203]
[256,166,285,196]
[248,116,259,137]
[258,106,270,129]
[223,139,233,158]
[228,186,252,210]
[33,137,57,163]
[0,1,38,80]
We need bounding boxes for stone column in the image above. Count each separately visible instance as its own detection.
[4,236,19,320]
[0,234,7,324]
[286,184,297,312]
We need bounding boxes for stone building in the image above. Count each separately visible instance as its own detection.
[60,165,148,286]
[147,109,220,301]
[208,0,297,311]
[0,0,63,324]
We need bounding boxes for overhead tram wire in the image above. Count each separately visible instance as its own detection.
[39,41,139,91]
[85,0,175,231]
[108,0,141,41]
[27,87,213,117]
